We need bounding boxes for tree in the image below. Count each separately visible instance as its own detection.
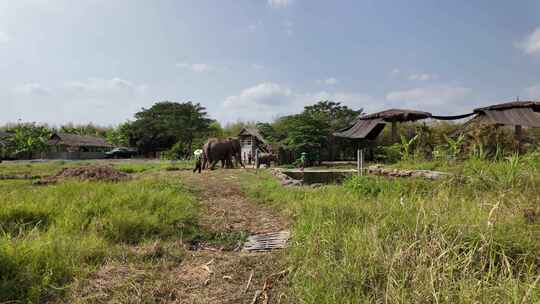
[59,123,110,137]
[275,101,362,161]
[256,122,279,143]
[282,113,330,152]
[192,121,224,151]
[127,101,212,155]
[106,122,132,147]
[223,121,256,138]
[9,123,51,158]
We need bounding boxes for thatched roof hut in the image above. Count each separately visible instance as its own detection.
[48,133,113,152]
[472,101,540,127]
[334,108,433,140]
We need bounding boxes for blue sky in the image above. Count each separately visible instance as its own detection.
[1,0,540,126]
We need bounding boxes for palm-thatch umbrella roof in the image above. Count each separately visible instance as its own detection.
[334,108,432,140]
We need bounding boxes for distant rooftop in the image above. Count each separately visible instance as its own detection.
[48,132,113,148]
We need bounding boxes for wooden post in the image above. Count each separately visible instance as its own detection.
[391,121,398,142]
[357,149,360,176]
[360,149,364,176]
[255,149,259,172]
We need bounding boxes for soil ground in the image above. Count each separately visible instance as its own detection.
[70,169,291,304]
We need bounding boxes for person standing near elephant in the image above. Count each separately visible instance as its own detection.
[193,149,203,173]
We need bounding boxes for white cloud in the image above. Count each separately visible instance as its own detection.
[9,77,150,125]
[519,27,540,55]
[251,64,264,70]
[316,77,339,85]
[63,77,139,93]
[0,31,9,44]
[325,77,338,85]
[248,21,263,32]
[224,82,292,109]
[408,73,438,81]
[176,62,214,73]
[220,82,374,122]
[525,84,540,99]
[386,85,472,114]
[390,68,401,76]
[283,20,294,36]
[267,0,292,9]
[13,83,51,96]
[297,91,376,112]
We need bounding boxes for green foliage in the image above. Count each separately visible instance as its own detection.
[164,141,188,160]
[7,123,51,157]
[106,122,131,147]
[398,134,418,161]
[58,123,110,138]
[127,101,213,155]
[269,101,361,163]
[282,113,330,151]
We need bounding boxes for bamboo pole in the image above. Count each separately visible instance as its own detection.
[360,149,364,176]
[357,149,360,176]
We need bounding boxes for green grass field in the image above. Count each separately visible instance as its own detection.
[0,161,199,302]
[2,156,540,303]
[242,154,540,303]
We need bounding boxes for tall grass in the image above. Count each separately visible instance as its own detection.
[242,155,540,303]
[0,175,198,302]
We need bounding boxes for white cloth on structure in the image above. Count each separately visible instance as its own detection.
[194,149,203,160]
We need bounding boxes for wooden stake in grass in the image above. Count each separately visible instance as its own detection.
[244,270,254,294]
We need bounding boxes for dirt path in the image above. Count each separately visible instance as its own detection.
[182,170,289,234]
[71,169,290,304]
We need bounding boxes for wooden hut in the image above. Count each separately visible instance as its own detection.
[237,128,270,163]
[465,101,540,149]
[46,133,113,159]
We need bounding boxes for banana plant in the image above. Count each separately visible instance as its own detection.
[444,134,464,160]
[399,134,419,161]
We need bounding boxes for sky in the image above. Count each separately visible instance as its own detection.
[1,0,540,126]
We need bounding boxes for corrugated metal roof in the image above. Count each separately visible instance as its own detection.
[333,118,386,140]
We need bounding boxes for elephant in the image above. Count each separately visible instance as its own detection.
[256,152,277,168]
[203,138,245,170]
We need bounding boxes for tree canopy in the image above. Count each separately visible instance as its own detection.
[127,101,213,155]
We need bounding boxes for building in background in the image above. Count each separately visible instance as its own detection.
[237,128,269,163]
[46,132,113,159]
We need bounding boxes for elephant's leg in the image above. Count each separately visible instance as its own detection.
[210,159,219,170]
[235,153,245,168]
